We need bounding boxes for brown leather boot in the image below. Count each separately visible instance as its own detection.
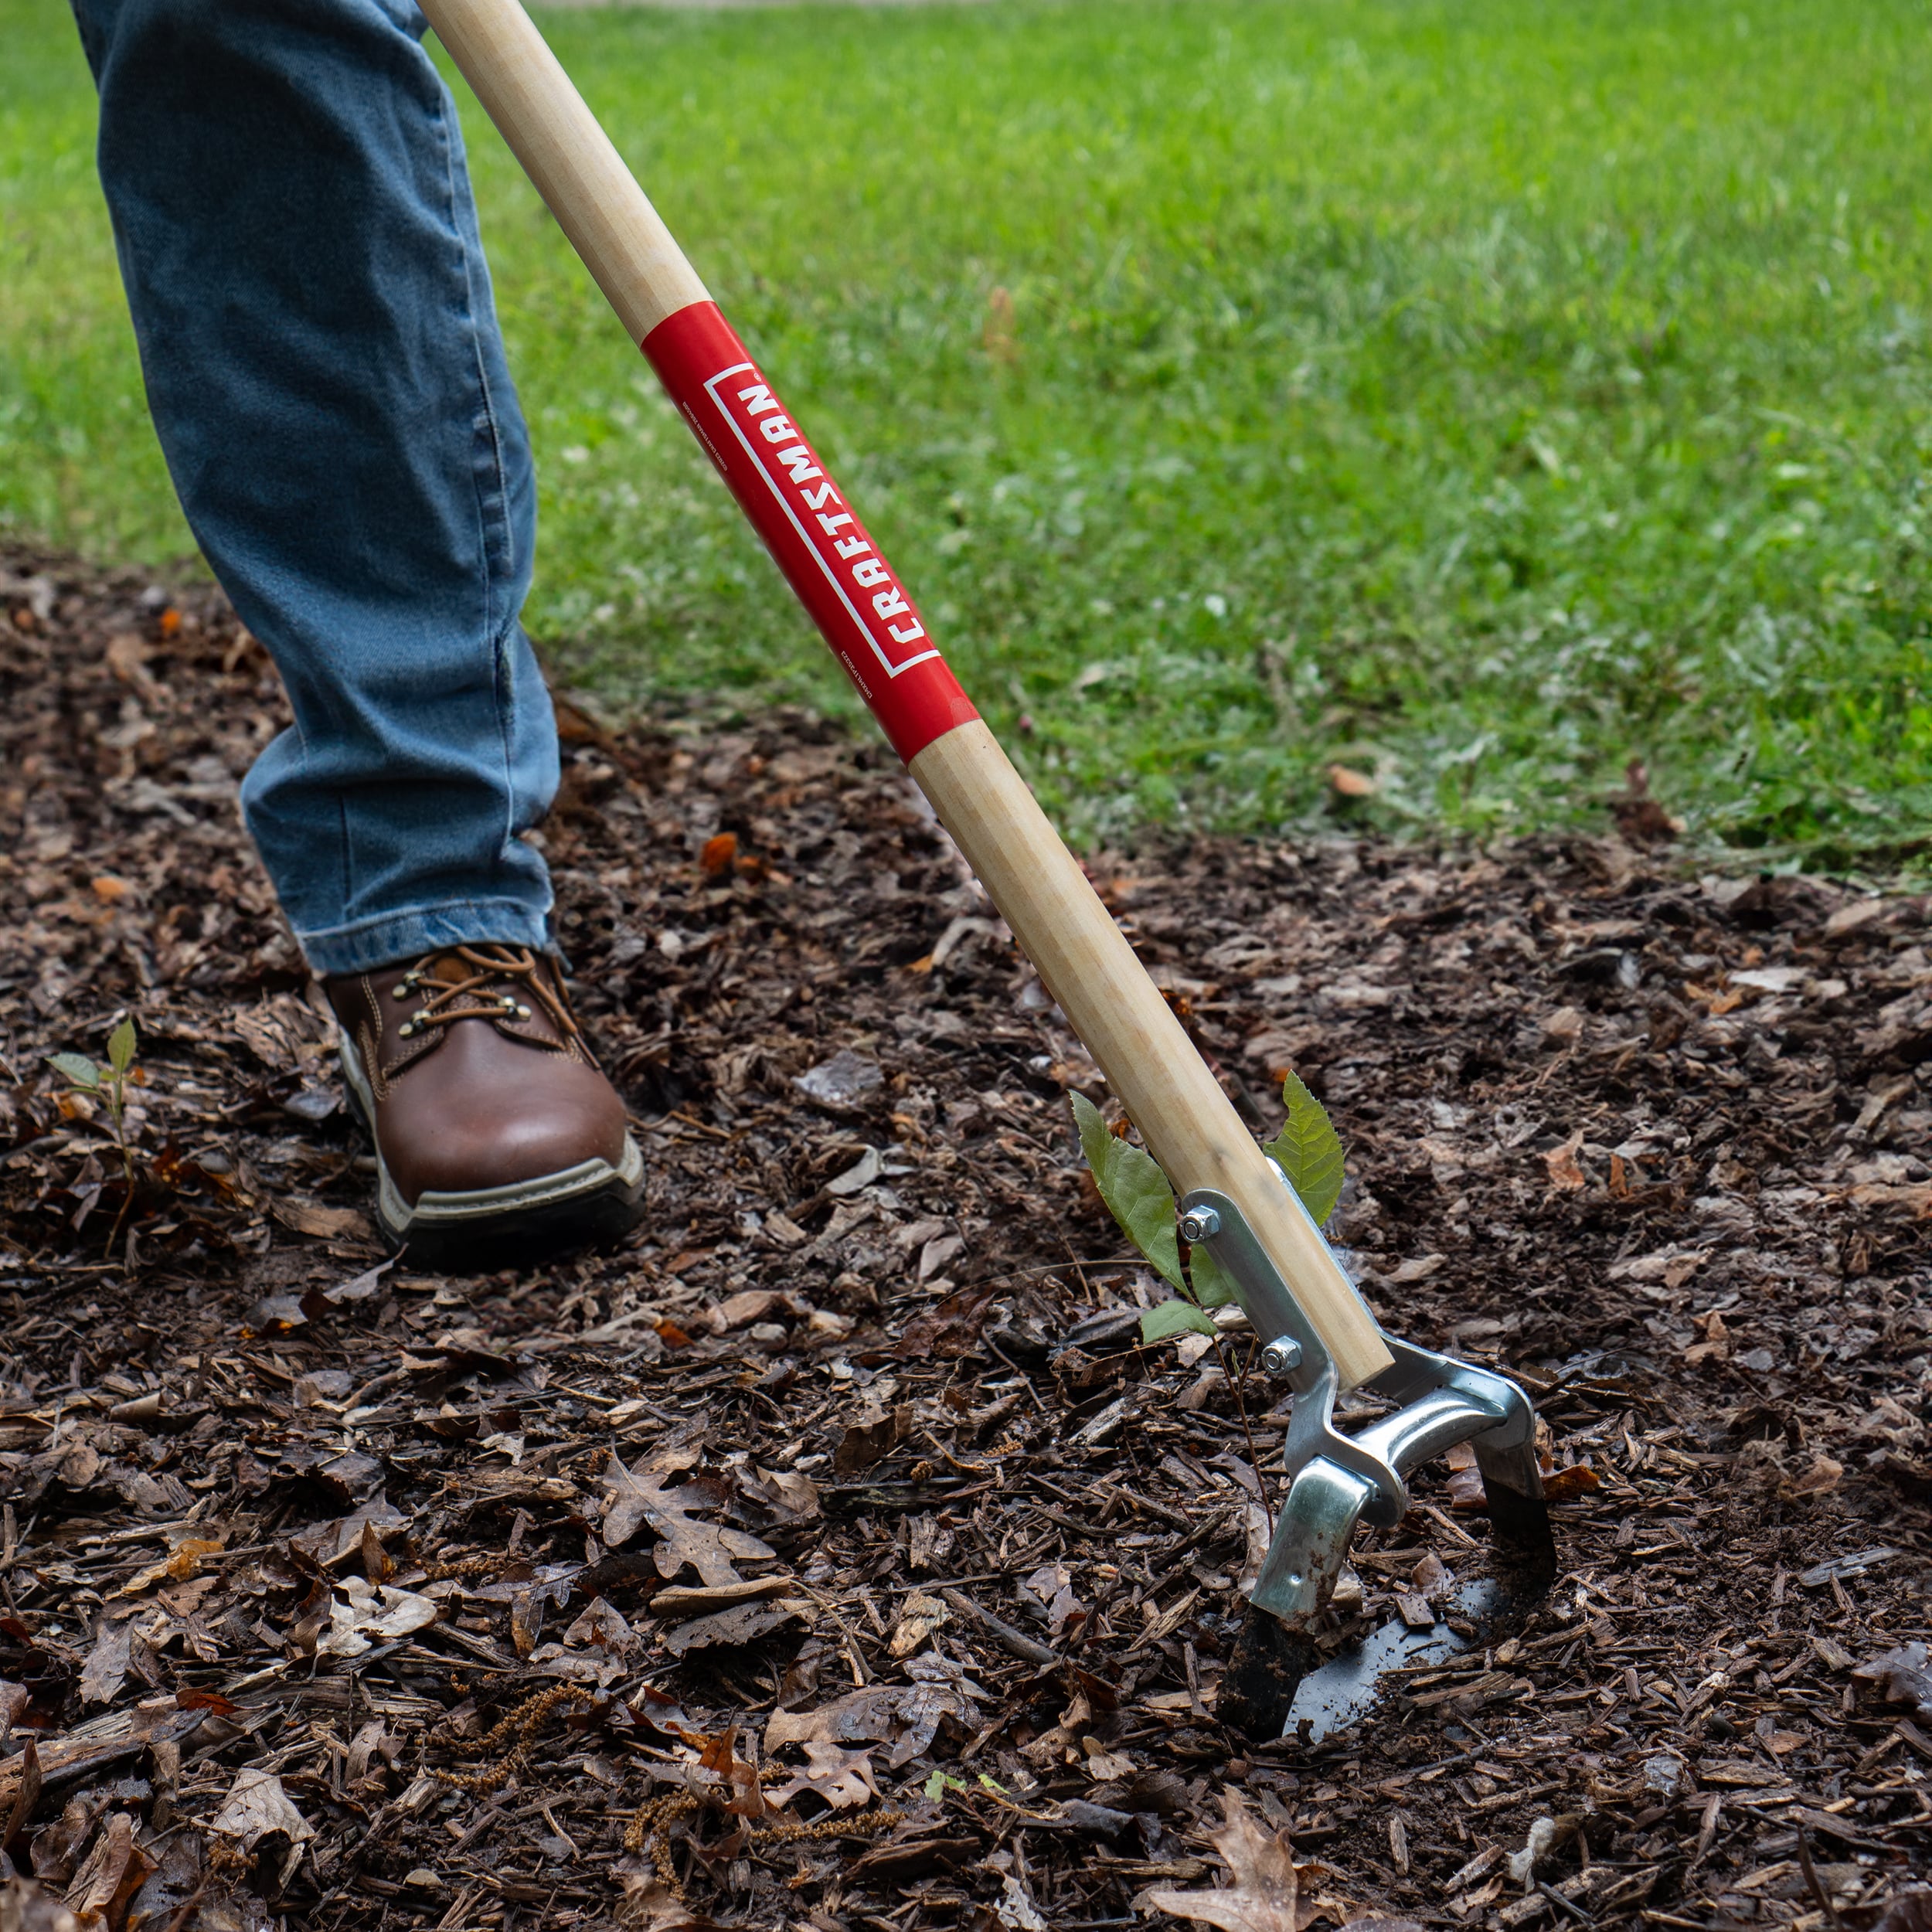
[323,944,644,1267]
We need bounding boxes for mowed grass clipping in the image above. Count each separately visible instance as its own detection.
[3,0,1930,862]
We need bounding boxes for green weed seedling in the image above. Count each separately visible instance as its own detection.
[1073,1070,1345,1349]
[47,1015,139,1253]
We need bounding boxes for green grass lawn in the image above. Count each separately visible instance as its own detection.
[4,0,1930,864]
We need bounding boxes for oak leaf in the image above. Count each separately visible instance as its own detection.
[1142,1788,1325,1932]
[597,1456,775,1585]
[765,1740,881,1811]
[765,1658,984,1767]
[315,1577,437,1659]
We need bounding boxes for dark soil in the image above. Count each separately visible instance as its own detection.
[2,539,1930,1932]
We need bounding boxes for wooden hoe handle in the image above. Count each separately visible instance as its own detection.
[419,0,1393,1389]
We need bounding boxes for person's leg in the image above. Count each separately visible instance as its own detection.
[70,0,643,1264]
[70,0,556,976]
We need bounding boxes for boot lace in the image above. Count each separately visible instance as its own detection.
[390,944,583,1048]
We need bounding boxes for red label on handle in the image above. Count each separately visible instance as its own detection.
[642,301,978,765]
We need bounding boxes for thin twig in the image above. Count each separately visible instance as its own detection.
[1795,1826,1845,1932]
[940,1587,1061,1668]
[981,1330,1049,1411]
[1535,1880,1595,1927]
[1213,1333,1275,1539]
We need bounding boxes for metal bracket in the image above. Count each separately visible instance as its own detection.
[1178,1168,1556,1739]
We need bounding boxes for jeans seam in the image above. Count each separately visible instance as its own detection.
[425,70,523,873]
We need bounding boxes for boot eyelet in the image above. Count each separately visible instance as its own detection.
[515,1004,532,1019]
[397,1020,415,1038]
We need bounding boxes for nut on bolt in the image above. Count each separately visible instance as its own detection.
[1178,1206,1221,1244]
[1261,1334,1303,1376]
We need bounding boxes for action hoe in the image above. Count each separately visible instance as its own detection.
[417,0,1556,1740]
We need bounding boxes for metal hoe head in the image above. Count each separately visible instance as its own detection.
[1180,1172,1559,1742]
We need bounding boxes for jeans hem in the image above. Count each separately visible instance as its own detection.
[295,899,553,977]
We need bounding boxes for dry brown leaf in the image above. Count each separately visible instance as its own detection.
[597,1455,775,1583]
[888,1591,949,1657]
[360,1517,393,1583]
[832,1403,913,1475]
[345,1720,396,1784]
[289,1498,410,1566]
[662,1596,808,1658]
[1143,1788,1320,1932]
[741,1465,821,1524]
[1082,1738,1135,1781]
[1852,1643,1932,1719]
[696,1724,767,1820]
[62,1811,150,1928]
[268,1198,373,1242]
[765,1740,881,1811]
[1543,1129,1587,1191]
[614,1854,722,1930]
[208,1768,314,1849]
[651,1577,792,1619]
[1539,1464,1601,1504]
[764,1661,983,1767]
[77,1622,130,1707]
[315,1577,437,1659]
[1784,1454,1844,1498]
[1327,764,1376,798]
[530,1595,644,1682]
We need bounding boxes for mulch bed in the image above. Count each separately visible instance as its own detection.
[2,539,1930,1932]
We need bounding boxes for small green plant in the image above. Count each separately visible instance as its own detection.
[1261,1071,1347,1230]
[1072,1070,1345,1348]
[47,1015,140,1252]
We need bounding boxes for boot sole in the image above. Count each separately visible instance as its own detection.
[338,1029,645,1270]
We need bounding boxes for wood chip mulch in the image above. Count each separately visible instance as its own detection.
[2,540,1930,1932]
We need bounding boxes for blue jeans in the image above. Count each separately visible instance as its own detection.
[70,0,559,975]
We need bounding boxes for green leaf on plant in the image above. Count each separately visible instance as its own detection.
[1263,1070,1346,1227]
[48,1053,101,1090]
[924,1770,968,1801]
[1070,1091,1183,1291]
[1187,1243,1240,1310]
[1140,1298,1219,1344]
[107,1016,137,1077]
